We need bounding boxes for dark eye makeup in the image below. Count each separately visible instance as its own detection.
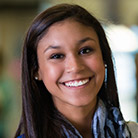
[50,53,64,59]
[79,46,93,55]
[49,46,94,60]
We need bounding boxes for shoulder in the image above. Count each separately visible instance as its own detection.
[127,121,138,138]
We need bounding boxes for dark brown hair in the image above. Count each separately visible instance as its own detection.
[15,4,119,138]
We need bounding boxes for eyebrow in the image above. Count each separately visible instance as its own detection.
[43,37,96,53]
[44,45,61,53]
[77,37,96,46]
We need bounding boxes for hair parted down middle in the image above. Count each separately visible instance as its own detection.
[15,4,119,138]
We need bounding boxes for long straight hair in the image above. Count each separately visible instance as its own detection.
[15,4,119,138]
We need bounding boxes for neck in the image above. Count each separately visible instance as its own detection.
[69,106,95,138]
[55,98,97,137]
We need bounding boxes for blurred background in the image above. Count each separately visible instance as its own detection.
[0,0,138,137]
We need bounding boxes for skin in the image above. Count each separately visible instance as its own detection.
[37,19,105,137]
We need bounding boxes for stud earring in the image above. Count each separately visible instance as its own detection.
[35,76,38,80]
[104,64,107,88]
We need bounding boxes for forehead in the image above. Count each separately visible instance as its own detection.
[38,19,99,47]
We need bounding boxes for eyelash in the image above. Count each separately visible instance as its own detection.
[49,47,93,59]
[50,53,64,59]
[79,47,93,55]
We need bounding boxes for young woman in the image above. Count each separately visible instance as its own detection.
[15,3,138,138]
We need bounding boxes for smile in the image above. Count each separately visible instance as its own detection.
[63,78,91,87]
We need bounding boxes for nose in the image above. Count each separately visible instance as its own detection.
[65,55,85,73]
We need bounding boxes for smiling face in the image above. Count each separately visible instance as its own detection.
[37,19,105,111]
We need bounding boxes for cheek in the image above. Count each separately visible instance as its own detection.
[41,64,64,97]
[86,55,104,71]
[39,63,63,86]
[86,56,105,84]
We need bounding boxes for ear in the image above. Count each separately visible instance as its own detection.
[34,69,42,81]
[38,69,42,80]
[104,61,107,66]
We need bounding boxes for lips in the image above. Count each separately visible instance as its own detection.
[63,78,91,87]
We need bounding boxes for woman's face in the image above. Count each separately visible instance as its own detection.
[37,19,105,109]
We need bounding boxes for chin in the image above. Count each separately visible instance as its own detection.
[68,97,97,108]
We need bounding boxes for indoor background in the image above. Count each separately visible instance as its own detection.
[0,0,138,137]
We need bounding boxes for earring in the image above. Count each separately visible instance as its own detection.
[104,64,107,88]
[35,76,38,80]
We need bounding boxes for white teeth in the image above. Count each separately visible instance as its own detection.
[65,79,89,87]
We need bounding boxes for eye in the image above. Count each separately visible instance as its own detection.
[50,53,64,59]
[79,47,93,55]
